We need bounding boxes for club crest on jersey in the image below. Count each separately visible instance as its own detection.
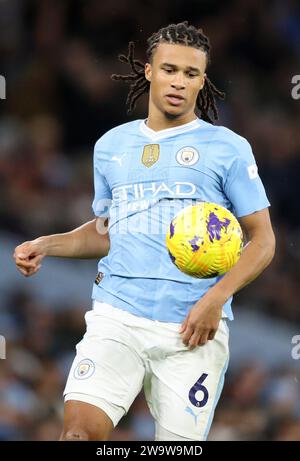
[176,147,199,166]
[74,359,95,380]
[142,144,160,167]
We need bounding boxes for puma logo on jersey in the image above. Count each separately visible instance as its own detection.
[112,154,126,166]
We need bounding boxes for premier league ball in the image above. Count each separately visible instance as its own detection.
[166,202,243,278]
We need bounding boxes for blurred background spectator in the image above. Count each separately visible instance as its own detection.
[0,0,300,440]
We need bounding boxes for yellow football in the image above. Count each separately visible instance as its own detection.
[166,202,243,278]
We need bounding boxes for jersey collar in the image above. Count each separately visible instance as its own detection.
[139,118,201,141]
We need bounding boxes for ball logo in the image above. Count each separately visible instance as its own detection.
[74,359,95,380]
[176,147,199,166]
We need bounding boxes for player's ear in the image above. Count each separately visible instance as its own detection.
[145,63,152,82]
[201,73,206,90]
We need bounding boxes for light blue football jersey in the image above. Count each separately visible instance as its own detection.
[91,118,270,322]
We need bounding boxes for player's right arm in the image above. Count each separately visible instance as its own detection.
[13,217,109,277]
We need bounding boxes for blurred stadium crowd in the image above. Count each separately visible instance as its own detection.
[0,0,300,440]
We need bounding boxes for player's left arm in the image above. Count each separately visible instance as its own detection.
[180,207,275,348]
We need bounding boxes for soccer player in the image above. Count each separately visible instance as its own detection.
[14,22,275,441]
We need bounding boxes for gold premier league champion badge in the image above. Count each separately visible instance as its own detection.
[142,144,160,167]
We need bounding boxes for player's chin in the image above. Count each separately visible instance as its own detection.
[163,105,186,118]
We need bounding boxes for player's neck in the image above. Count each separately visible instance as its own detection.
[146,107,197,132]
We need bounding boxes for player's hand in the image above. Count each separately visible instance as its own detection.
[179,294,224,349]
[13,238,47,277]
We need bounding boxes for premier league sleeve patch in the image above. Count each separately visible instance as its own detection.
[247,164,258,179]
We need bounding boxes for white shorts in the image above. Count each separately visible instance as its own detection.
[64,301,229,441]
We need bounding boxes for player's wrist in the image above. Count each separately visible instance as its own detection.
[202,285,229,307]
[33,235,53,257]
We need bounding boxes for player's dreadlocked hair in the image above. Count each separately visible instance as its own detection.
[111,21,225,123]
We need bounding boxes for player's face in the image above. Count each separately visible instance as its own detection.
[145,43,207,123]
